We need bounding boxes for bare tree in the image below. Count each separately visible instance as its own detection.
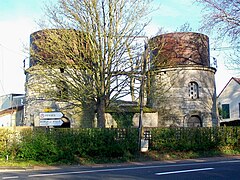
[196,0,240,70]
[29,0,152,127]
[176,22,193,32]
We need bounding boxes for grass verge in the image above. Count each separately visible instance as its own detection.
[1,148,240,168]
[0,158,47,168]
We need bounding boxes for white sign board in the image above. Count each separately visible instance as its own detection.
[39,112,63,119]
[39,119,63,126]
[141,139,149,152]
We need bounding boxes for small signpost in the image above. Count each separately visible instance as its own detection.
[39,119,63,126]
[39,112,64,119]
[39,112,64,127]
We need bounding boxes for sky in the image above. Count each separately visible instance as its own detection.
[0,0,239,97]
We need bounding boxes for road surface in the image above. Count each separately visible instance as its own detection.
[1,157,240,179]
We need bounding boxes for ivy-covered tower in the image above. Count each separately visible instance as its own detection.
[24,29,95,127]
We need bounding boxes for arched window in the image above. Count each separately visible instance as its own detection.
[188,81,199,99]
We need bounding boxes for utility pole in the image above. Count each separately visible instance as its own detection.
[138,39,148,152]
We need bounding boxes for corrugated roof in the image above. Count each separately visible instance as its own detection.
[0,94,25,111]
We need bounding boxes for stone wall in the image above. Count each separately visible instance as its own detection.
[104,112,158,128]
[24,67,94,128]
[132,112,158,127]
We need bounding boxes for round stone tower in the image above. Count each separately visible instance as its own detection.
[147,32,218,127]
[24,29,94,128]
[24,29,70,127]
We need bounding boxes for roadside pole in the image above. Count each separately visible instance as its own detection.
[138,40,148,152]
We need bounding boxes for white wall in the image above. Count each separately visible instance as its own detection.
[0,114,11,127]
[218,79,240,122]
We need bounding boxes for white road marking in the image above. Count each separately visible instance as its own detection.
[155,167,214,175]
[3,159,240,178]
[2,176,19,179]
[28,160,240,178]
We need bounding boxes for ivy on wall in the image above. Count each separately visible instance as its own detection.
[111,112,135,128]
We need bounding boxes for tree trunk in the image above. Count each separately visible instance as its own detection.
[96,96,106,128]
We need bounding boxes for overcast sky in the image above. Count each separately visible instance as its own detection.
[0,0,238,97]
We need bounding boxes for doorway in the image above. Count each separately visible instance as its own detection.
[187,115,202,127]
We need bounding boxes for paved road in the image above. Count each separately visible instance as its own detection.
[1,157,240,179]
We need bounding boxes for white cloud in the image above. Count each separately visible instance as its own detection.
[0,17,39,95]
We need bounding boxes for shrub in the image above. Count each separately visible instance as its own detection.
[16,128,138,163]
[150,127,240,152]
[0,129,11,159]
[0,129,20,159]
[3,126,240,164]
[17,129,59,163]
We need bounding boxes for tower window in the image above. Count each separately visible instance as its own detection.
[60,68,64,73]
[188,81,199,99]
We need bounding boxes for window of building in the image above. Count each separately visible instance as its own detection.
[188,81,199,99]
[60,68,64,73]
[222,104,230,119]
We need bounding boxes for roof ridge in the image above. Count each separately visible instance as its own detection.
[217,77,240,97]
[232,77,240,84]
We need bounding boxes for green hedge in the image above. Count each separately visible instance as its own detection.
[17,128,138,163]
[150,127,240,151]
[17,128,59,163]
[1,127,240,164]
